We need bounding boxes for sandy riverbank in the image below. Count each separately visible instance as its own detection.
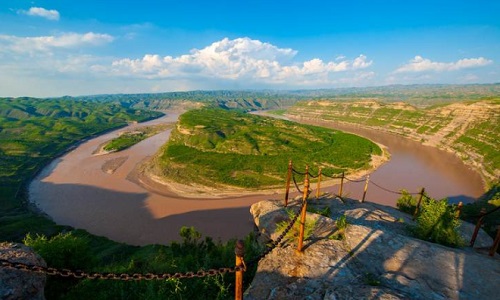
[128,144,389,200]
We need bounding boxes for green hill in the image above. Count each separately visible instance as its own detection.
[149,108,382,189]
[0,97,162,211]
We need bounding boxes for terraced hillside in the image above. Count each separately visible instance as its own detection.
[148,108,382,189]
[286,99,500,186]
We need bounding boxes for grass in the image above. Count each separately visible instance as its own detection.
[152,108,381,189]
[22,228,261,300]
[102,124,170,152]
[275,208,317,244]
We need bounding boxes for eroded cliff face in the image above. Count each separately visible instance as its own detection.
[286,100,500,186]
[247,197,499,300]
[0,242,46,300]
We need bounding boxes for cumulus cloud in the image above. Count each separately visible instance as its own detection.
[395,56,492,73]
[0,32,114,54]
[108,37,372,86]
[20,7,60,21]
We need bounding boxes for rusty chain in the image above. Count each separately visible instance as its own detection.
[291,168,307,176]
[343,176,366,183]
[472,206,500,218]
[321,172,342,179]
[369,180,404,195]
[292,173,304,194]
[246,199,306,268]
[1,199,304,282]
[0,258,243,281]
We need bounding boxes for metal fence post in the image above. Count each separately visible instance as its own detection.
[338,172,344,198]
[297,165,309,252]
[316,168,322,199]
[489,226,500,257]
[361,175,370,203]
[235,240,245,300]
[413,188,425,220]
[470,208,487,247]
[455,201,463,220]
[284,160,292,207]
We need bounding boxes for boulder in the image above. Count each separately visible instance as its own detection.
[246,198,500,299]
[0,242,46,300]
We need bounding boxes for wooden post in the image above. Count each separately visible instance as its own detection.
[234,240,245,300]
[455,202,463,220]
[361,175,370,203]
[413,188,425,220]
[489,226,500,257]
[284,160,292,207]
[316,168,322,199]
[470,208,487,247]
[338,172,344,198]
[297,166,309,252]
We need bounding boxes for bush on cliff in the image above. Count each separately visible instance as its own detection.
[413,198,464,247]
[396,193,464,247]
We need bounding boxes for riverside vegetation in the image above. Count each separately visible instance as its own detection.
[283,98,500,240]
[1,85,499,298]
[0,97,260,299]
[285,98,500,186]
[100,124,171,153]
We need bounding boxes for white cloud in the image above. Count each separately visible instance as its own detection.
[20,7,60,21]
[0,36,379,96]
[0,32,114,54]
[395,56,492,73]
[353,55,372,69]
[107,37,372,86]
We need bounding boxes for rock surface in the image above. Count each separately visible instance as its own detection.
[246,197,500,299]
[0,242,46,300]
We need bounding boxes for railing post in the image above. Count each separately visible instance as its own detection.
[235,240,245,300]
[470,208,487,247]
[284,160,292,207]
[297,165,309,252]
[413,188,425,220]
[338,172,344,198]
[361,175,370,203]
[316,168,322,199]
[455,201,463,220]
[489,226,500,257]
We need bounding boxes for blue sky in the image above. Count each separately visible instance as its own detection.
[0,0,498,97]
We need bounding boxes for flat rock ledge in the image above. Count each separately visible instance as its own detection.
[246,197,500,300]
[0,242,46,300]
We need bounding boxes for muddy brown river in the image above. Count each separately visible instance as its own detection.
[29,113,485,246]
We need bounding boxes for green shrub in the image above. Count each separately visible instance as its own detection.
[396,190,418,214]
[179,225,202,245]
[331,215,349,240]
[23,231,96,270]
[413,198,464,247]
[307,205,331,217]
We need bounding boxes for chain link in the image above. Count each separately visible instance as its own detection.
[321,172,342,179]
[292,168,307,176]
[343,176,366,183]
[292,173,304,194]
[0,259,242,281]
[247,199,305,268]
[1,200,304,282]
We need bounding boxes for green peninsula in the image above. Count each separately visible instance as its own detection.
[149,108,382,189]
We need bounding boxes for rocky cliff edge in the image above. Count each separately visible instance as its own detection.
[246,197,499,300]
